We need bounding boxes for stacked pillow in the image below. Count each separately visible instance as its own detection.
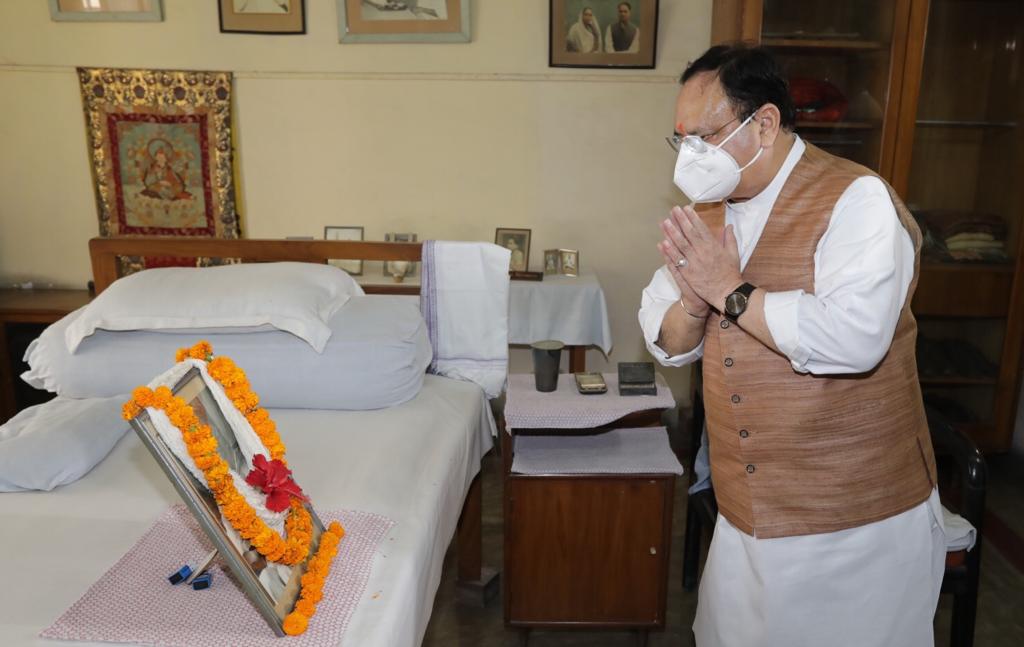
[23,263,432,410]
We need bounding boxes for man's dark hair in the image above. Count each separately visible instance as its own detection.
[680,44,796,129]
[618,2,632,9]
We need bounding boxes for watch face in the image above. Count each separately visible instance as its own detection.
[725,292,748,316]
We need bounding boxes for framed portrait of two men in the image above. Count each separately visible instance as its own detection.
[550,0,659,69]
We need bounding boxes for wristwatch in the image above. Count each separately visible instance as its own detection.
[723,282,756,323]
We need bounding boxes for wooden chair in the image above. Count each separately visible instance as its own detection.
[681,387,987,647]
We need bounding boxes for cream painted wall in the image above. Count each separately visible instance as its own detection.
[0,0,712,399]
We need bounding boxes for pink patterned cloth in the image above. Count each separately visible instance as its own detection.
[504,373,675,430]
[41,505,393,647]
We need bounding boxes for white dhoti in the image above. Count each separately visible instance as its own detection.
[694,488,946,647]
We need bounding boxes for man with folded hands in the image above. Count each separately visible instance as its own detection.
[638,44,944,646]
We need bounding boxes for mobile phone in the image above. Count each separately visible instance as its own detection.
[574,372,608,394]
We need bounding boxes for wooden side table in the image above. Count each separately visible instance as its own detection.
[0,289,92,423]
[500,373,682,646]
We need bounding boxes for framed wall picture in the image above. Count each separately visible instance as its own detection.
[336,0,470,43]
[384,232,418,277]
[77,67,240,272]
[49,0,163,22]
[219,0,306,34]
[496,228,532,273]
[129,367,327,636]
[559,248,579,276]
[550,0,659,69]
[324,225,365,275]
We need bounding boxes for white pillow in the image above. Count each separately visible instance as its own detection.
[25,296,432,410]
[0,395,129,492]
[65,262,363,354]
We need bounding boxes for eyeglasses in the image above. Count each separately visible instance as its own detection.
[665,115,742,153]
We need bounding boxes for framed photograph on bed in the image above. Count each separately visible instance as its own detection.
[549,0,659,69]
[129,367,327,637]
[324,225,365,275]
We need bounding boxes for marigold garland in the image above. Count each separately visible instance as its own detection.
[124,341,345,636]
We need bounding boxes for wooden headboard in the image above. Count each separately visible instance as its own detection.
[89,236,423,296]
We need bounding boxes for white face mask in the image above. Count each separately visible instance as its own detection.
[673,111,764,203]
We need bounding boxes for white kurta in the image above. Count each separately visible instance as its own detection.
[638,136,946,646]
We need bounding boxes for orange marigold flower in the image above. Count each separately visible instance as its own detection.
[132,387,154,407]
[282,612,309,636]
[122,401,141,420]
[294,599,317,618]
[304,588,324,604]
[188,341,213,361]
[175,347,189,363]
[151,386,173,408]
[328,521,345,539]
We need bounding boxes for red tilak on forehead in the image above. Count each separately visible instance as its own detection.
[676,121,685,134]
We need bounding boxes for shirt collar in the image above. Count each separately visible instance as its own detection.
[727,135,805,216]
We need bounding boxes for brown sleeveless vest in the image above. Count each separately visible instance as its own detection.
[701,142,937,539]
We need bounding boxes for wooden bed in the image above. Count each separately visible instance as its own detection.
[88,235,497,605]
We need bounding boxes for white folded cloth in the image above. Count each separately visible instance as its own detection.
[941,505,978,552]
[420,241,511,398]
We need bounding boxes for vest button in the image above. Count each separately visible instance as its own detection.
[720,320,730,329]
[724,357,734,367]
[731,394,741,404]
[739,429,749,438]
[746,464,755,474]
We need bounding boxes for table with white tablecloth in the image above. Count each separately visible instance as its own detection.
[357,270,613,372]
[508,273,612,371]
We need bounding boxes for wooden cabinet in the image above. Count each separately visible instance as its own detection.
[505,476,673,627]
[0,289,92,424]
[712,0,914,177]
[712,0,1024,452]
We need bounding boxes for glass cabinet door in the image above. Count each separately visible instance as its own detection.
[760,0,902,171]
[905,0,1024,450]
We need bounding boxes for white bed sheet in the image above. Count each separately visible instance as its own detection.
[0,374,494,647]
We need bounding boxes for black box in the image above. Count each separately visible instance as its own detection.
[618,362,656,396]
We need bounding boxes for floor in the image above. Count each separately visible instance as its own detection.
[421,448,1024,647]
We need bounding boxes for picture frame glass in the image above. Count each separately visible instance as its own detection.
[550,0,658,69]
[496,228,531,273]
[220,0,305,34]
[324,226,364,276]
[130,368,325,635]
[50,0,163,21]
[337,0,470,43]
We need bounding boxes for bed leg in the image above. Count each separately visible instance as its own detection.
[456,471,499,607]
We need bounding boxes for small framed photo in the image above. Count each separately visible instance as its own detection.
[129,367,326,636]
[49,0,163,22]
[543,249,561,275]
[549,0,659,69]
[336,0,470,43]
[324,225,365,276]
[559,248,580,277]
[385,232,418,278]
[219,0,305,34]
[496,228,532,273]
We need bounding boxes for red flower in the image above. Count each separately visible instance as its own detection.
[245,454,309,513]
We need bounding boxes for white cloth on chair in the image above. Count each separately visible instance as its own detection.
[420,241,511,399]
[694,488,946,647]
[941,505,977,551]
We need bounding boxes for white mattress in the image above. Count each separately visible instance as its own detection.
[0,374,494,647]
